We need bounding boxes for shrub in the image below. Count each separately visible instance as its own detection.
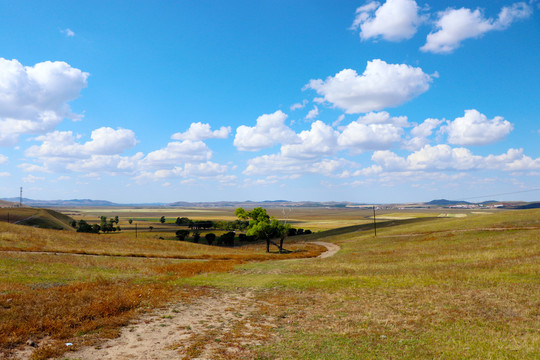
[175,229,190,241]
[205,233,216,245]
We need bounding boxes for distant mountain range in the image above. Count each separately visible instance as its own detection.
[425,199,500,206]
[1,198,121,207]
[1,197,537,209]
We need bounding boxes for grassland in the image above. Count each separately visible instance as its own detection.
[0,207,539,359]
[180,209,540,359]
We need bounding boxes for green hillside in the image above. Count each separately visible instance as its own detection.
[0,207,75,231]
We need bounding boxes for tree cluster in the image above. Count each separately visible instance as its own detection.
[235,207,290,252]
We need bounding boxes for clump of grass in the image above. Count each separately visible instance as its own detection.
[0,279,170,357]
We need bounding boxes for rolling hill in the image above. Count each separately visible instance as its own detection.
[0,207,75,230]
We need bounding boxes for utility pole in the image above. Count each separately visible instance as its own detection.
[373,205,377,237]
[135,223,138,238]
[19,187,22,208]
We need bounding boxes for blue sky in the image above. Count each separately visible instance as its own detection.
[0,0,539,203]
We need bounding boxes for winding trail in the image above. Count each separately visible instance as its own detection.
[310,241,341,258]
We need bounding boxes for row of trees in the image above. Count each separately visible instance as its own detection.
[73,219,121,234]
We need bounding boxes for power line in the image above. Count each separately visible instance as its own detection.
[458,188,540,201]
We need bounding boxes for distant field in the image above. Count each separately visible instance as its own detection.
[58,206,487,232]
[1,207,538,359]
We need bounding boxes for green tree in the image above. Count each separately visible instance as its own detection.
[192,231,201,243]
[128,218,133,225]
[160,216,166,224]
[114,215,119,224]
[235,207,289,252]
[205,233,216,245]
[175,229,190,240]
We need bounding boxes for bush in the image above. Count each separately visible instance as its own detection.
[220,231,235,247]
[192,231,201,243]
[205,233,216,245]
[175,229,190,241]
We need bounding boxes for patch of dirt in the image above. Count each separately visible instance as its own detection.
[310,241,340,258]
[47,288,276,360]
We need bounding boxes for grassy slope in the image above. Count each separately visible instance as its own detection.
[0,220,322,359]
[0,208,75,231]
[182,210,540,359]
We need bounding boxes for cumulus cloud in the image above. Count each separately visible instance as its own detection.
[234,110,299,151]
[281,121,339,159]
[83,127,138,155]
[305,60,432,114]
[370,145,540,175]
[67,153,143,174]
[171,122,231,141]
[338,122,403,152]
[24,127,139,174]
[484,148,540,171]
[373,144,482,171]
[421,2,532,53]
[135,161,231,182]
[351,0,424,41]
[140,140,212,168]
[403,118,443,150]
[0,58,88,146]
[442,109,513,146]
[355,111,409,127]
[410,118,443,138]
[304,106,319,120]
[290,100,308,111]
[0,154,7,165]
[26,127,138,159]
[244,153,355,177]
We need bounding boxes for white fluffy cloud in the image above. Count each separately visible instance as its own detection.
[372,144,482,171]
[338,122,403,152]
[421,2,532,53]
[281,121,339,159]
[305,60,432,114]
[0,154,7,165]
[442,109,513,146]
[140,140,212,168]
[234,110,299,151]
[244,153,354,177]
[83,127,138,155]
[0,58,88,145]
[404,118,443,151]
[410,118,442,138]
[355,111,409,127]
[171,122,231,141]
[305,106,319,120]
[26,127,138,159]
[67,153,143,174]
[351,0,424,41]
[23,127,139,174]
[370,145,540,174]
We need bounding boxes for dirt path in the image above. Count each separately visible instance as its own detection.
[310,241,341,258]
[52,288,275,360]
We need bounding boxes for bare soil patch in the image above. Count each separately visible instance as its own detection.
[46,288,275,360]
